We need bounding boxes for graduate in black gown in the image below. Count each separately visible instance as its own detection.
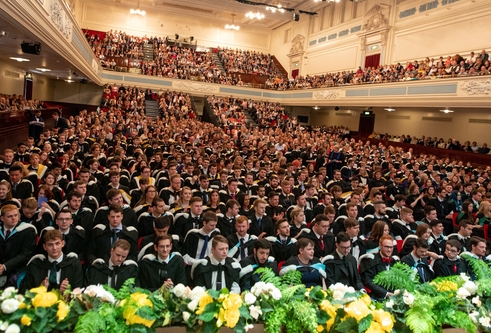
[191,235,241,293]
[137,235,187,291]
[433,239,467,277]
[239,239,278,291]
[20,229,83,293]
[280,238,326,288]
[85,239,138,289]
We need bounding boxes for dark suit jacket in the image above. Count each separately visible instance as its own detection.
[324,251,364,290]
[359,253,399,300]
[401,254,434,283]
[54,116,69,134]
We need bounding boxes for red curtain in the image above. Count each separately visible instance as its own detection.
[365,54,380,69]
[291,69,299,78]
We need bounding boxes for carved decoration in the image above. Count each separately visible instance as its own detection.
[173,81,219,93]
[461,80,491,95]
[62,12,72,39]
[289,35,305,55]
[313,90,340,100]
[50,0,63,31]
[363,4,390,31]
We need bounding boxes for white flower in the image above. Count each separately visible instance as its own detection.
[460,273,470,282]
[463,281,478,295]
[14,295,24,303]
[72,287,84,296]
[0,321,8,331]
[182,311,191,322]
[479,317,491,328]
[402,291,414,305]
[457,287,471,299]
[394,290,401,295]
[173,284,186,298]
[189,287,206,302]
[245,324,254,331]
[99,291,115,304]
[188,300,199,312]
[244,293,257,305]
[470,312,479,323]
[1,299,20,314]
[472,296,482,306]
[5,324,20,333]
[84,285,105,297]
[251,282,266,296]
[270,288,282,301]
[1,287,16,300]
[385,299,394,309]
[249,305,262,320]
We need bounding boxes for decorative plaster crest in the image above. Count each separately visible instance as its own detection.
[461,80,491,95]
[173,81,219,93]
[289,35,305,56]
[313,90,340,100]
[363,4,390,31]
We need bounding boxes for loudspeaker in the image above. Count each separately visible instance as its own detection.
[293,13,300,21]
[21,42,41,55]
[335,106,339,111]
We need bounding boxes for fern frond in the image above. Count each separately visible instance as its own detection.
[461,253,490,280]
[113,278,136,300]
[256,267,282,287]
[373,262,419,292]
[280,284,305,301]
[406,306,435,333]
[280,269,303,286]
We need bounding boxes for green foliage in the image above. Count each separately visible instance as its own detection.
[358,314,373,333]
[283,300,318,333]
[406,306,435,333]
[461,253,491,280]
[373,262,419,292]
[335,317,357,332]
[74,311,107,333]
[280,269,303,286]
[114,278,136,299]
[255,267,281,286]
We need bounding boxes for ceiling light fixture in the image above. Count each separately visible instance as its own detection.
[225,14,240,30]
[313,106,320,110]
[130,0,146,15]
[10,57,29,62]
[65,79,74,83]
[36,68,51,72]
[266,3,285,13]
[246,11,265,20]
[384,108,395,112]
[440,108,454,113]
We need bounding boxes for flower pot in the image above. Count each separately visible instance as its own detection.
[155,324,266,333]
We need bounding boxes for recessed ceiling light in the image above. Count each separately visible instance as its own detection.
[65,79,74,83]
[440,108,454,113]
[384,108,395,112]
[36,68,51,72]
[313,106,320,110]
[10,57,29,62]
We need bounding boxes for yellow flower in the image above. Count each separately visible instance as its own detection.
[57,301,70,322]
[121,293,156,328]
[433,281,458,293]
[319,300,336,330]
[361,293,371,306]
[372,309,394,333]
[217,308,225,327]
[29,286,47,295]
[223,294,242,310]
[19,302,26,309]
[317,324,325,332]
[32,291,58,308]
[20,315,32,326]
[366,321,384,333]
[223,307,240,328]
[344,299,370,322]
[196,293,214,315]
[130,292,153,307]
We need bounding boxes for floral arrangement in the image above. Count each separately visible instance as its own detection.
[0,285,70,333]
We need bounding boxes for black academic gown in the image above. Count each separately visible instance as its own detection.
[191,256,241,290]
[433,256,467,277]
[401,254,434,283]
[239,255,278,291]
[266,236,297,263]
[85,258,138,289]
[296,228,335,259]
[20,253,83,293]
[86,224,138,264]
[227,233,257,261]
[281,256,325,288]
[323,251,364,290]
[359,252,399,300]
[137,253,187,291]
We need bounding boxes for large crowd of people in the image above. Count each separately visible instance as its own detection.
[0,93,44,112]
[1,82,491,298]
[85,29,491,92]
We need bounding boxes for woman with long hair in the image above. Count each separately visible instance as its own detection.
[169,186,193,214]
[366,221,395,254]
[237,193,252,216]
[134,185,158,216]
[204,190,225,214]
[42,172,64,204]
[0,181,20,208]
[290,207,306,238]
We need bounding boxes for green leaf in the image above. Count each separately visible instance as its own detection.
[358,314,373,333]
[335,317,357,332]
[374,262,419,292]
[202,320,219,333]
[198,311,216,322]
[207,289,221,299]
[317,309,328,324]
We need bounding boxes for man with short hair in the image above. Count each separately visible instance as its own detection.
[227,215,257,261]
[433,239,466,277]
[392,207,418,240]
[220,178,240,203]
[218,199,240,237]
[297,214,335,258]
[429,219,447,255]
[430,187,454,235]
[239,239,278,291]
[191,235,241,292]
[0,204,37,288]
[324,232,365,290]
[264,217,296,261]
[20,229,83,293]
[173,197,204,238]
[137,235,187,291]
[401,238,434,283]
[9,165,33,200]
[359,235,400,300]
[85,239,138,289]
[137,198,169,237]
[93,188,138,228]
[65,191,94,232]
[364,201,392,234]
[344,218,366,262]
[286,192,314,224]
[448,220,473,252]
[160,174,182,207]
[182,211,220,266]
[87,205,138,264]
[248,199,274,238]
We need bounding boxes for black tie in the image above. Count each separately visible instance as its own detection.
[49,261,58,285]
[112,230,119,244]
[240,238,246,258]
[258,217,262,227]
[216,263,223,290]
[202,192,208,203]
[282,239,287,245]
[111,266,120,288]
[193,217,200,229]
[5,230,11,239]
